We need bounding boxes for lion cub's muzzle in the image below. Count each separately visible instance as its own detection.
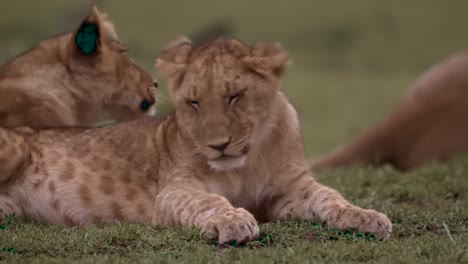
[202,137,251,170]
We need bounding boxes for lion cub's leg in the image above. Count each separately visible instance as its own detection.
[153,183,259,244]
[0,193,23,222]
[270,174,392,240]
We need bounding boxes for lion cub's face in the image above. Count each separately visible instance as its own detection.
[156,38,288,170]
[68,6,157,122]
[100,48,158,121]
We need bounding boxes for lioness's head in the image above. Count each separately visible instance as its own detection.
[68,6,157,121]
[66,5,157,121]
[156,37,289,170]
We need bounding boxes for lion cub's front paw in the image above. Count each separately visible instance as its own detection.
[200,208,259,244]
[338,207,392,240]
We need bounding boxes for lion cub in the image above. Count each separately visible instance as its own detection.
[0,37,392,244]
[0,5,157,128]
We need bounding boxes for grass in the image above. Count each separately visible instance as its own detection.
[1,1,468,263]
[1,161,467,263]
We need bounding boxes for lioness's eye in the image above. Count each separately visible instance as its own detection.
[140,100,150,111]
[153,81,158,88]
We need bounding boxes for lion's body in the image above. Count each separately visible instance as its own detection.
[312,52,468,171]
[0,118,163,225]
[0,6,157,128]
[0,38,392,243]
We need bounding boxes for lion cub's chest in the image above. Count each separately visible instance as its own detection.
[204,169,272,210]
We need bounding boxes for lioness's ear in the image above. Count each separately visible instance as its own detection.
[73,5,117,56]
[155,36,193,79]
[242,42,290,78]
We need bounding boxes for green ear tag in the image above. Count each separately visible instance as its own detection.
[75,23,98,55]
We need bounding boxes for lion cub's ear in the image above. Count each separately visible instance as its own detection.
[155,36,193,79]
[242,43,290,78]
[72,5,117,56]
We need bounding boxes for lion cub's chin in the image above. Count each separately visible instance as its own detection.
[207,155,247,171]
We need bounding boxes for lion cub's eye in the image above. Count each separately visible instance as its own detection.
[186,100,200,110]
[228,90,245,105]
[153,81,158,88]
[140,100,150,111]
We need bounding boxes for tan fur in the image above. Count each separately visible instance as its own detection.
[312,52,468,171]
[0,5,157,128]
[0,38,392,243]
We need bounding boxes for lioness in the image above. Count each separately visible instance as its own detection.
[0,5,157,128]
[312,52,468,171]
[0,37,392,243]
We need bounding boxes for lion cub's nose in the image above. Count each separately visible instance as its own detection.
[208,137,231,152]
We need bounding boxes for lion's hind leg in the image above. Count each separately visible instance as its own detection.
[0,127,30,184]
[0,193,23,224]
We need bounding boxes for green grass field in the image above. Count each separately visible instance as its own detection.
[1,1,468,263]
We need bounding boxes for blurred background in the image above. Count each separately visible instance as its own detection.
[1,0,467,157]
